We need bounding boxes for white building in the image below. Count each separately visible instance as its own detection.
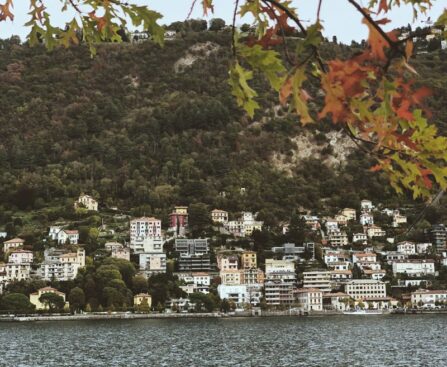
[2,238,25,252]
[392,213,407,227]
[57,229,79,245]
[360,213,374,226]
[130,217,162,248]
[225,212,263,237]
[411,289,447,306]
[392,260,436,277]
[386,251,408,264]
[217,255,239,270]
[352,252,377,264]
[328,231,349,247]
[325,219,339,232]
[360,200,373,212]
[353,233,368,244]
[324,251,350,265]
[48,226,63,241]
[363,269,386,280]
[211,209,228,224]
[416,243,432,254]
[8,249,33,264]
[303,271,332,292]
[75,194,98,211]
[340,208,356,221]
[38,248,85,281]
[5,263,31,282]
[345,279,387,300]
[139,253,166,275]
[265,259,295,280]
[296,288,323,311]
[218,284,255,306]
[397,241,416,255]
[133,237,164,254]
[366,225,386,238]
[220,269,242,285]
[105,242,124,252]
[111,247,131,261]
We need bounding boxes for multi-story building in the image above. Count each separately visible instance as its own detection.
[411,289,447,306]
[352,252,377,264]
[428,224,446,253]
[38,248,85,281]
[220,269,242,285]
[175,239,209,256]
[218,284,262,306]
[139,253,166,275]
[392,213,407,227]
[352,233,368,244]
[330,270,353,282]
[416,243,432,254]
[344,279,386,300]
[303,271,332,292]
[366,225,386,238]
[241,250,257,269]
[57,229,79,245]
[360,213,374,226]
[334,214,348,226]
[130,217,162,249]
[240,268,264,285]
[75,194,98,211]
[169,206,188,237]
[265,259,295,278]
[2,238,25,253]
[385,251,408,264]
[48,226,63,241]
[296,288,323,311]
[111,247,131,261]
[363,269,386,280]
[133,237,164,254]
[328,231,349,246]
[341,208,356,221]
[264,280,295,305]
[397,241,416,255]
[178,254,211,272]
[324,251,350,265]
[217,255,239,270]
[225,212,263,237]
[8,249,33,264]
[211,209,228,224]
[392,260,436,277]
[302,215,320,231]
[271,243,315,261]
[360,200,373,212]
[5,263,31,282]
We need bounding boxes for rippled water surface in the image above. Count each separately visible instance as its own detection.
[0,315,445,366]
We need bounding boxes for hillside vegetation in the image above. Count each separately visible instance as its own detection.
[0,32,446,234]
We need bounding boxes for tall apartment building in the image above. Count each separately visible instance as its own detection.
[344,279,386,300]
[130,217,162,250]
[428,224,447,253]
[175,239,209,256]
[264,259,296,305]
[38,248,85,281]
[303,271,332,292]
[241,250,257,269]
[169,206,189,237]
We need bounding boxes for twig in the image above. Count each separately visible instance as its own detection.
[231,0,240,58]
[187,0,198,20]
[316,0,323,21]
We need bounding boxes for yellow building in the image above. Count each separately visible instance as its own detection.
[29,287,68,311]
[134,293,152,308]
[241,251,257,269]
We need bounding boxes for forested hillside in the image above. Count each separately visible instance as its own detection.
[0,31,446,231]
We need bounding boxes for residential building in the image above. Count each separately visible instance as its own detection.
[397,241,416,255]
[328,231,349,246]
[175,239,208,256]
[324,251,350,265]
[139,253,166,275]
[352,233,368,244]
[386,251,408,264]
[335,214,348,226]
[75,194,98,211]
[323,292,350,311]
[134,293,152,308]
[169,206,189,237]
[8,249,33,264]
[211,209,228,224]
[357,261,381,271]
[217,255,239,270]
[416,243,432,254]
[264,280,295,305]
[220,269,241,285]
[392,213,407,227]
[5,263,31,282]
[303,271,332,292]
[366,225,386,238]
[130,217,162,248]
[325,219,339,232]
[327,262,350,271]
[3,238,25,252]
[38,248,85,281]
[225,212,263,237]
[428,224,446,253]
[296,288,323,311]
[265,259,295,278]
[341,208,356,221]
[48,226,63,241]
[241,250,257,269]
[133,237,164,254]
[111,247,130,261]
[360,213,374,226]
[352,252,377,264]
[330,270,353,281]
[57,229,79,245]
[392,260,436,277]
[302,215,320,231]
[344,279,387,300]
[30,287,68,311]
[411,289,447,306]
[218,284,261,306]
[271,243,314,261]
[105,242,124,252]
[240,268,265,285]
[0,232,6,239]
[178,254,211,272]
[360,200,373,212]
[363,269,386,280]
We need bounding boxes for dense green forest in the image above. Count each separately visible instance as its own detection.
[0,31,446,232]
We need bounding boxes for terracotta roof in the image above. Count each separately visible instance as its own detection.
[331,270,352,275]
[4,238,24,243]
[296,288,322,293]
[64,230,79,235]
[10,249,32,254]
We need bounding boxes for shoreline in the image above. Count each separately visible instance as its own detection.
[1,309,447,322]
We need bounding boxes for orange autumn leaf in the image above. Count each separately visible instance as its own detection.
[89,11,107,32]
[0,0,14,21]
[362,17,392,61]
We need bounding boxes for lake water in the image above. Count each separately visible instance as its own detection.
[0,315,445,366]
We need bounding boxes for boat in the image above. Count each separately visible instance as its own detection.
[343,309,385,315]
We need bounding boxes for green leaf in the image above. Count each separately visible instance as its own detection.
[228,62,260,118]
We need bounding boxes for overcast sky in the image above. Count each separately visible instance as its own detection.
[0,0,444,43]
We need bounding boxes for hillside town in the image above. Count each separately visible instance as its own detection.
[1,193,447,315]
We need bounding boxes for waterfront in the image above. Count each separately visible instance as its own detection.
[0,315,446,367]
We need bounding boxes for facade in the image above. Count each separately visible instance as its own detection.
[111,247,131,261]
[211,209,228,224]
[360,213,374,226]
[328,231,348,247]
[303,271,332,292]
[240,268,264,285]
[241,250,257,269]
[169,206,189,237]
[38,248,85,281]
[428,224,446,253]
[139,253,166,275]
[30,287,68,311]
[353,233,368,243]
[392,213,407,227]
[225,212,263,237]
[323,292,350,311]
[397,241,416,255]
[130,217,162,249]
[330,270,353,281]
[344,280,387,300]
[386,252,408,264]
[133,237,164,254]
[75,194,98,211]
[5,263,31,282]
[218,284,262,306]
[366,225,386,238]
[3,238,25,252]
[363,269,386,280]
[353,252,377,264]
[48,226,62,241]
[360,200,373,212]
[392,260,436,277]
[296,288,323,311]
[218,255,239,271]
[220,269,242,285]
[271,243,315,260]
[335,214,348,226]
[8,249,33,264]
[134,293,152,308]
[105,242,123,252]
[57,230,79,245]
[264,280,295,305]
[324,251,350,265]
[411,289,447,306]
[416,243,432,254]
[178,254,211,272]
[175,239,209,256]
[341,208,356,221]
